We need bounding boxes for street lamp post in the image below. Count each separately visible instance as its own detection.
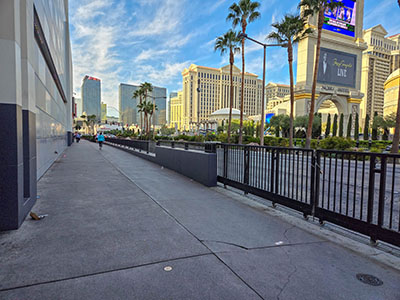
[197,79,201,134]
[238,33,286,146]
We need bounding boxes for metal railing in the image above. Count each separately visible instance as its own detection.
[157,140,217,153]
[105,137,150,153]
[217,144,400,247]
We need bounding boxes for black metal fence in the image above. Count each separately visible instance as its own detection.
[217,144,400,247]
[105,137,151,153]
[157,140,217,153]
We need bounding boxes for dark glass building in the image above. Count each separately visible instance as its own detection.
[82,76,101,121]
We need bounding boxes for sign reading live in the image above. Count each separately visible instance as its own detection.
[317,48,357,88]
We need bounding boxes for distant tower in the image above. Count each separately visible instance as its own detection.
[81,76,101,121]
[295,0,367,133]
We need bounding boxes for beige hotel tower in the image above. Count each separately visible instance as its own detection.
[181,64,263,130]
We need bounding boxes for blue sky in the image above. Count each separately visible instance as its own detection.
[69,0,400,116]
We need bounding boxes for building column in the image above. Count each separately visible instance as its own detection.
[0,0,26,230]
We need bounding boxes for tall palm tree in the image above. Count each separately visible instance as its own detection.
[227,0,260,144]
[137,101,148,134]
[140,82,154,132]
[268,14,312,148]
[150,103,158,136]
[133,88,145,132]
[215,30,241,144]
[299,0,342,148]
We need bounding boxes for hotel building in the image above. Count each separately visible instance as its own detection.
[360,25,399,118]
[170,91,183,131]
[181,64,263,130]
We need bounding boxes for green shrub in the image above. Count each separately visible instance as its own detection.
[318,137,354,151]
[370,147,381,153]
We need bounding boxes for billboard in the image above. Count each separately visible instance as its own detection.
[317,48,357,88]
[323,0,356,37]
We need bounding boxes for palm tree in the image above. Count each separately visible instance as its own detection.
[137,101,148,134]
[140,82,154,132]
[299,0,342,148]
[227,0,260,144]
[214,30,241,144]
[149,103,158,137]
[268,14,312,147]
[133,88,145,132]
[81,114,97,134]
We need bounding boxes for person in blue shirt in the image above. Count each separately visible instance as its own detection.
[97,132,105,150]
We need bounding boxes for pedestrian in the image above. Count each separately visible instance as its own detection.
[97,132,105,150]
[76,132,81,143]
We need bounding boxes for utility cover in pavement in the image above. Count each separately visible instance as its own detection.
[356,274,383,286]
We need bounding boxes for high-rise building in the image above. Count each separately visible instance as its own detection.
[101,102,107,123]
[74,97,83,118]
[82,76,101,120]
[388,33,400,74]
[119,83,167,127]
[170,91,183,130]
[181,64,263,130]
[119,83,139,126]
[265,83,290,103]
[0,1,73,229]
[150,87,167,127]
[168,92,178,125]
[361,25,398,118]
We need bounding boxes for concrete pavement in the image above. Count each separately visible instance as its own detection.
[1,140,399,299]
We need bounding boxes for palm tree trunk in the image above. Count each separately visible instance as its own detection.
[305,7,324,149]
[140,96,143,133]
[391,83,400,154]
[288,41,294,148]
[239,29,246,145]
[228,50,234,144]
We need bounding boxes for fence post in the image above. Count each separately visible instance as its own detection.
[244,146,249,194]
[367,154,376,243]
[311,151,320,218]
[377,156,387,229]
[274,150,280,195]
[146,141,149,154]
[223,145,228,187]
[270,149,275,193]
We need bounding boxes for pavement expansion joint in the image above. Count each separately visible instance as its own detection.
[0,252,213,293]
[202,239,327,252]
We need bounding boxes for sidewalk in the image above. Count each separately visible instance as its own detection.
[0,140,399,299]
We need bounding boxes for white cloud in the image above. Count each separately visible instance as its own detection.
[134,49,171,63]
[129,0,184,37]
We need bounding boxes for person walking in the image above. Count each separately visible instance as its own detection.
[76,133,81,143]
[97,132,105,150]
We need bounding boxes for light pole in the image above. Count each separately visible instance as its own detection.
[146,95,167,138]
[197,78,201,134]
[238,33,287,146]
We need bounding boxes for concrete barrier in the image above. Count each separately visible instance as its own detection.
[105,142,217,187]
[155,146,217,187]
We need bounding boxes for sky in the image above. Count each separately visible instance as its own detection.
[69,0,400,117]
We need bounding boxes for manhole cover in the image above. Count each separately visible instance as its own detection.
[356,274,383,286]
